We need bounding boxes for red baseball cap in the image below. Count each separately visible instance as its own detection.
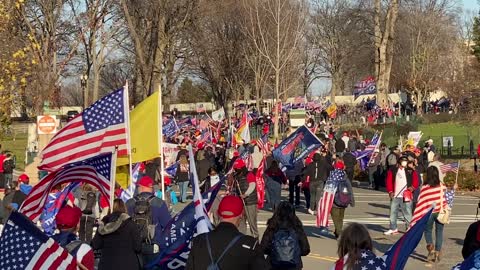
[334,160,345,170]
[217,195,244,218]
[137,176,154,188]
[18,174,29,183]
[233,158,246,169]
[56,205,82,229]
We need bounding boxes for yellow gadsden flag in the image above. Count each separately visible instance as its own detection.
[117,91,161,167]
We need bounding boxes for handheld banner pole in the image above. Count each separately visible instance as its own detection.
[159,84,165,200]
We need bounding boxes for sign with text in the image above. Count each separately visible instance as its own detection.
[37,115,58,135]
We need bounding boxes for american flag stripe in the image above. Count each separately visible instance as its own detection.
[410,185,447,227]
[439,162,459,173]
[317,191,335,227]
[39,88,128,171]
[20,162,111,222]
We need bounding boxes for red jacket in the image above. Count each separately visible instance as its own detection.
[386,166,419,194]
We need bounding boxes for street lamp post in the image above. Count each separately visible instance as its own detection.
[80,74,88,109]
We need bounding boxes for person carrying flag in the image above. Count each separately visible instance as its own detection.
[384,155,419,235]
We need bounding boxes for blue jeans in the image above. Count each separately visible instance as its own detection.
[179,181,189,202]
[424,213,444,251]
[389,198,413,230]
[266,177,281,210]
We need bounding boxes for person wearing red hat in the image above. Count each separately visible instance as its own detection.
[231,158,259,239]
[52,205,95,270]
[328,159,355,239]
[186,195,268,270]
[126,175,171,266]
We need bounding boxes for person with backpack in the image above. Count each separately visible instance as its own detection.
[52,205,95,270]
[76,184,99,243]
[186,195,269,270]
[126,176,171,267]
[303,151,333,215]
[330,160,355,239]
[92,199,142,270]
[260,201,310,270]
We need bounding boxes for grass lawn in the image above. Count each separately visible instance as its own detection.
[419,122,480,149]
[0,133,28,170]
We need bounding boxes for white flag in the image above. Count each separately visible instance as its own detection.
[211,107,225,121]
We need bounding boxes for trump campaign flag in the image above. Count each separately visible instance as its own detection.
[316,174,338,227]
[272,126,323,168]
[383,207,434,270]
[0,211,78,270]
[353,76,376,100]
[452,250,480,270]
[20,153,115,223]
[39,88,128,171]
[148,179,224,269]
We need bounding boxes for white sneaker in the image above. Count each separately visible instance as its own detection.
[384,229,399,236]
[308,209,315,215]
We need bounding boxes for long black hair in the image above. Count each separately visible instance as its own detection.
[338,223,373,270]
[425,166,441,187]
[266,201,303,231]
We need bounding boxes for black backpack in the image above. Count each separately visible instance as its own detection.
[82,191,97,215]
[206,234,242,270]
[3,159,14,174]
[271,229,301,268]
[133,195,155,243]
[334,180,351,208]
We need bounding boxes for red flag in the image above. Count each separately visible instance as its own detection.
[256,157,266,209]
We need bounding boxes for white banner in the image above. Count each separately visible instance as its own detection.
[211,107,225,121]
[163,143,179,167]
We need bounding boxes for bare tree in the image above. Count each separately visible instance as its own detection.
[311,0,373,102]
[120,0,196,107]
[374,0,399,107]
[244,0,306,139]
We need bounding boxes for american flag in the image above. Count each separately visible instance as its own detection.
[39,88,128,171]
[335,249,386,270]
[20,153,113,223]
[256,157,266,209]
[410,185,448,227]
[316,172,340,227]
[257,133,269,155]
[196,103,206,113]
[440,162,459,174]
[0,211,77,270]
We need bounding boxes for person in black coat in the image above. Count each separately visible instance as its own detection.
[462,220,480,259]
[92,199,142,270]
[195,150,213,182]
[303,152,333,214]
[342,149,356,181]
[186,196,268,270]
[260,201,310,270]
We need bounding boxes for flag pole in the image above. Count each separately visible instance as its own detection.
[125,81,134,192]
[110,149,118,213]
[455,160,460,184]
[158,84,166,200]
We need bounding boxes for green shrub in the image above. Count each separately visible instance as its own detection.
[444,169,479,191]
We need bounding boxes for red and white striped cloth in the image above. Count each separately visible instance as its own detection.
[38,88,128,171]
[316,190,335,227]
[410,184,448,227]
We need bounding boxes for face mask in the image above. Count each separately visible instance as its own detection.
[401,161,407,167]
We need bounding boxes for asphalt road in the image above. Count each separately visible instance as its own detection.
[254,187,479,270]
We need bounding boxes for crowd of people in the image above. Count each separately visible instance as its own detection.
[0,111,476,270]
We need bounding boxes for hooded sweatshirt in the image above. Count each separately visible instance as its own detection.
[303,153,333,184]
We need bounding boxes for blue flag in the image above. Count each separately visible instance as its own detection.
[354,77,377,100]
[177,117,193,129]
[452,250,480,270]
[148,178,224,269]
[39,182,80,236]
[272,126,323,168]
[163,118,178,138]
[165,162,179,177]
[383,207,434,270]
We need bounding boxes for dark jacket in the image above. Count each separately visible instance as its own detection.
[126,192,171,247]
[145,158,161,183]
[328,170,355,209]
[462,221,480,259]
[175,162,190,182]
[186,222,268,270]
[196,152,213,182]
[260,221,310,270]
[234,168,257,206]
[92,212,142,270]
[342,152,356,171]
[302,154,333,184]
[334,139,346,153]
